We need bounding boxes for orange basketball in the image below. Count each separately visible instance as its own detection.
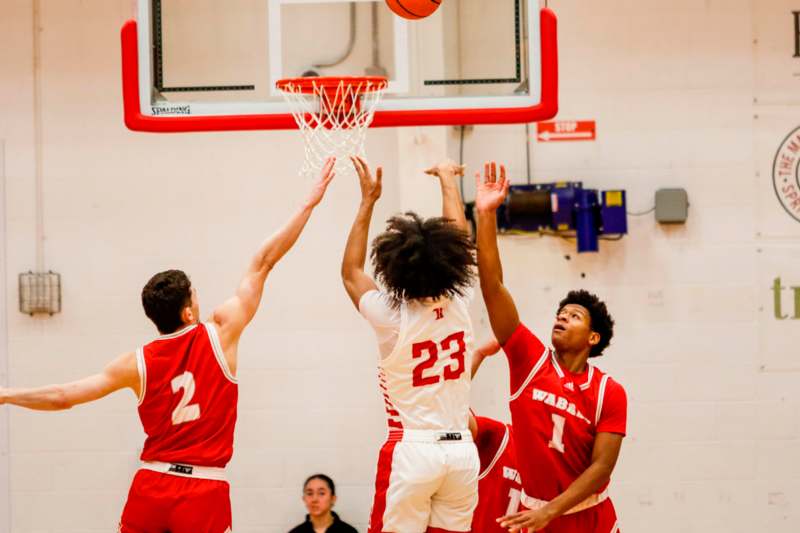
[385,0,441,20]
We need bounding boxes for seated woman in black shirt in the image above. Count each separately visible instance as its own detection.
[289,474,359,533]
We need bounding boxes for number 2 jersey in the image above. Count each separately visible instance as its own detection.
[503,323,627,503]
[135,323,238,467]
[359,290,474,431]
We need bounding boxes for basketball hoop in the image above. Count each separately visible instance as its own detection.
[276,76,388,177]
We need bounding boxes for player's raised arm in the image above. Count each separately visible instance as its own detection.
[341,156,381,308]
[0,351,139,411]
[213,157,336,340]
[425,160,468,233]
[475,162,520,345]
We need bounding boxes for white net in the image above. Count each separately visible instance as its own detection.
[277,77,387,178]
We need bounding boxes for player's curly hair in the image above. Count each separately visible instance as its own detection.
[141,269,193,334]
[558,290,615,358]
[371,212,476,305]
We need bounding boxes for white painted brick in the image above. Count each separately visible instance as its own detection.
[3,0,800,531]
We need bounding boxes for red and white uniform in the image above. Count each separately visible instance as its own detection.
[471,417,523,533]
[504,324,627,533]
[119,323,237,533]
[360,290,479,533]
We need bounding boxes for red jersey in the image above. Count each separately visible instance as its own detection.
[503,324,627,501]
[471,416,523,533]
[136,323,238,468]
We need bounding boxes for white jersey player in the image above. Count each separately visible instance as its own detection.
[341,157,479,533]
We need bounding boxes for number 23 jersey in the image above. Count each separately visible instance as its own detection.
[136,323,238,468]
[360,290,474,431]
[503,324,627,501]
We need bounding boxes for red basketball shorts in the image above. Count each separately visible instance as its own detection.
[536,498,620,533]
[119,467,232,533]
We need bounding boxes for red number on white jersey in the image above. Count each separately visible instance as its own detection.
[441,331,466,380]
[411,331,467,388]
[412,340,440,387]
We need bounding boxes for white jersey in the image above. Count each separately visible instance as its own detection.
[360,290,474,431]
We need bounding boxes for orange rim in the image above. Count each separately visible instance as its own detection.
[276,76,388,94]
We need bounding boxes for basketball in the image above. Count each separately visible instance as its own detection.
[385,0,441,20]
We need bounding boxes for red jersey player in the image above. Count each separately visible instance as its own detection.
[470,415,523,532]
[468,341,523,533]
[341,157,479,533]
[474,162,627,533]
[0,159,336,533]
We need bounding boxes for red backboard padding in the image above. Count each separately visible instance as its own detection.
[120,9,558,133]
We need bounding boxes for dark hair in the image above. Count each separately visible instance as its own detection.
[558,290,614,358]
[141,270,193,334]
[304,474,336,495]
[371,212,476,305]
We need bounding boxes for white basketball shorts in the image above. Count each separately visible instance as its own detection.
[368,429,479,533]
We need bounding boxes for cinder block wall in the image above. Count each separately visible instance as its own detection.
[1,1,798,532]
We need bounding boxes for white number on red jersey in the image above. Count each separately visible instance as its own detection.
[171,371,201,425]
[548,413,566,453]
[507,487,522,515]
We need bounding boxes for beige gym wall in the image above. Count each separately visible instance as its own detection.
[1,1,799,532]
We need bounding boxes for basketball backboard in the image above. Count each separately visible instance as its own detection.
[121,0,558,132]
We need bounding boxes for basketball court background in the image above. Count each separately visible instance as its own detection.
[1,0,799,532]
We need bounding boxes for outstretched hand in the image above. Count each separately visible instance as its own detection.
[475,161,509,213]
[305,157,336,208]
[351,155,382,205]
[425,159,465,181]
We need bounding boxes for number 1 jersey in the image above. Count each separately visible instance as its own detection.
[136,323,238,468]
[503,323,627,501]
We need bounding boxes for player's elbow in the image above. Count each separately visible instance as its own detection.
[341,275,358,297]
[340,264,360,285]
[51,387,74,410]
[256,257,275,278]
[592,460,616,484]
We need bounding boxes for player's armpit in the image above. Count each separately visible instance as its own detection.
[502,323,548,395]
